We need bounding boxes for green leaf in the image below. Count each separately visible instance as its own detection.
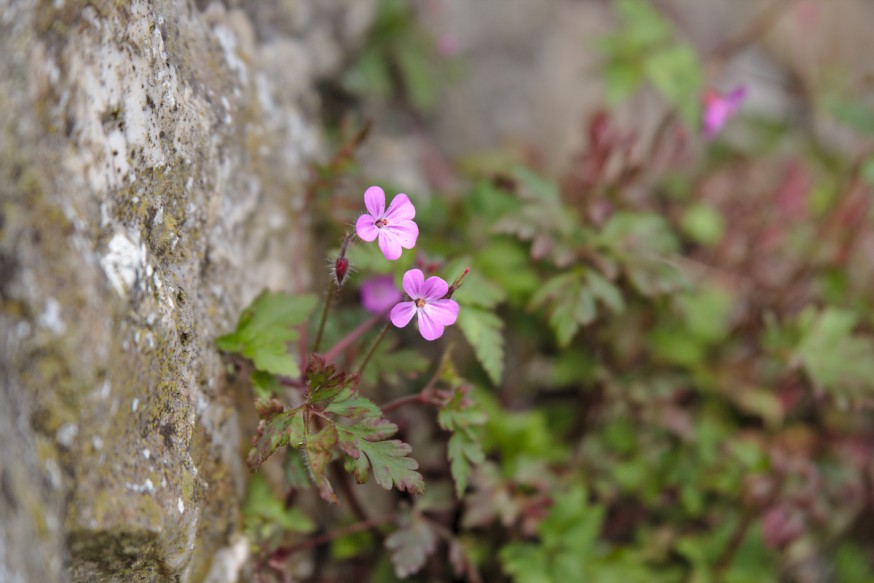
[217,291,317,376]
[586,271,625,313]
[337,418,425,494]
[500,487,605,582]
[681,203,725,246]
[247,407,306,469]
[324,387,382,418]
[457,307,505,385]
[447,431,485,498]
[438,385,487,496]
[794,307,874,396]
[243,474,315,534]
[532,273,597,347]
[385,511,438,578]
[250,370,281,398]
[645,44,701,126]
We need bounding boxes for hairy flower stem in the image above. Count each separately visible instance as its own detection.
[357,322,391,375]
[323,311,388,363]
[312,280,335,354]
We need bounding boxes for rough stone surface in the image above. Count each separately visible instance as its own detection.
[0,0,373,581]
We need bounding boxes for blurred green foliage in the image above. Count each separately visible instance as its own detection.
[231,0,874,581]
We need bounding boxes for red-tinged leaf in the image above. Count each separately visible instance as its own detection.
[247,407,305,469]
[336,417,424,494]
[305,353,360,403]
[253,397,284,419]
[385,511,438,578]
[303,423,339,503]
[324,387,382,419]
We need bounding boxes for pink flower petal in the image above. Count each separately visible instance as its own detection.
[417,308,445,341]
[421,276,449,301]
[355,214,379,242]
[363,186,386,218]
[386,220,418,249]
[390,301,417,328]
[378,231,403,260]
[402,269,425,298]
[384,193,416,222]
[424,299,458,326]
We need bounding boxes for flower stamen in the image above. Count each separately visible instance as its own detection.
[415,298,426,309]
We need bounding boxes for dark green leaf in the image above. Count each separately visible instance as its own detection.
[457,307,505,385]
[217,291,316,376]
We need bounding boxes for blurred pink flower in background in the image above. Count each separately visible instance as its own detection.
[437,33,460,57]
[360,275,403,316]
[702,86,746,138]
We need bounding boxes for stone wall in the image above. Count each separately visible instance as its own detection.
[0,1,373,581]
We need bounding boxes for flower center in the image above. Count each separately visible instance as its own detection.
[415,298,426,309]
[375,218,389,228]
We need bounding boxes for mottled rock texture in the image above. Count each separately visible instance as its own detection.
[0,0,373,581]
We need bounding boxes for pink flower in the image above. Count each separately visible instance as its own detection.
[390,269,459,341]
[355,186,419,260]
[360,275,403,315]
[702,86,746,138]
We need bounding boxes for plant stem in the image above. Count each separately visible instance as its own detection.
[381,392,425,414]
[715,474,786,573]
[324,311,386,363]
[357,322,391,376]
[278,515,393,556]
[312,280,335,354]
[332,461,370,523]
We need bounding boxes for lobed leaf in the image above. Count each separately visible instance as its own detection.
[438,384,487,496]
[306,353,360,404]
[247,407,306,469]
[337,418,425,494]
[385,511,438,578]
[217,291,317,376]
[304,423,339,503]
[457,307,505,385]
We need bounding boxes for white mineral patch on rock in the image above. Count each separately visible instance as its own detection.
[100,231,146,297]
[38,298,66,334]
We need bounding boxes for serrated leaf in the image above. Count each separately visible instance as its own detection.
[324,387,382,418]
[303,422,339,503]
[306,353,359,404]
[794,308,874,396]
[385,512,438,578]
[247,407,306,469]
[438,386,487,497]
[533,273,596,347]
[217,291,317,376]
[447,431,485,497]
[457,307,505,385]
[336,419,425,494]
[586,271,625,313]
